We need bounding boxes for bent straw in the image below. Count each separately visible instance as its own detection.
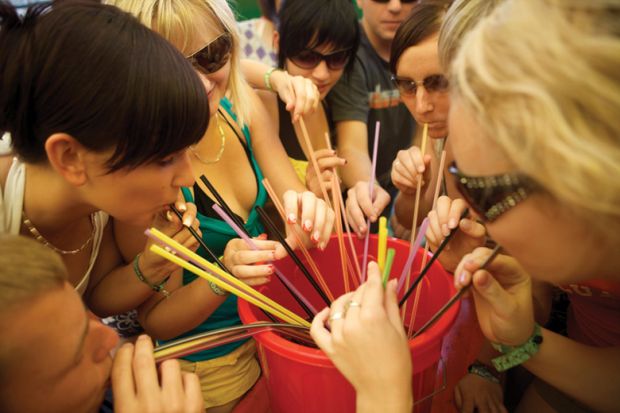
[148,228,310,327]
[298,116,332,207]
[362,121,381,282]
[396,218,430,293]
[324,132,363,283]
[212,204,317,317]
[331,175,350,293]
[412,245,502,338]
[382,248,396,287]
[169,205,229,272]
[398,208,469,307]
[154,322,313,362]
[256,206,332,306]
[419,149,447,271]
[261,178,335,301]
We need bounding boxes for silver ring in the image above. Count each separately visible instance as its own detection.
[344,300,361,312]
[328,311,345,322]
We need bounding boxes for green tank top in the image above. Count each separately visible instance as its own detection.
[162,98,267,361]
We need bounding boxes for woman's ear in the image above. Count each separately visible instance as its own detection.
[44,133,88,186]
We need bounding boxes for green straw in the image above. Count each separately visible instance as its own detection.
[382,248,396,287]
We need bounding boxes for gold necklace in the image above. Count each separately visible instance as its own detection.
[22,210,96,255]
[190,112,226,164]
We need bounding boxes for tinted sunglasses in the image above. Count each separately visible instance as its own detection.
[370,0,418,3]
[391,74,449,96]
[187,32,232,75]
[290,48,352,70]
[448,161,540,222]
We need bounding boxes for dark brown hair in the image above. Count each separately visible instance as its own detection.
[389,0,452,75]
[0,0,209,171]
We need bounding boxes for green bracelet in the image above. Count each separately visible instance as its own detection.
[264,67,278,92]
[133,253,171,298]
[491,323,543,372]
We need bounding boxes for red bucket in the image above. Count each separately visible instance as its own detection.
[238,234,459,413]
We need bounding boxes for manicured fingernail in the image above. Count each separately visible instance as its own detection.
[271,251,277,260]
[448,218,457,229]
[461,219,471,230]
[183,216,192,227]
[166,211,174,222]
[459,271,467,285]
[418,166,424,173]
[177,203,187,212]
[312,231,320,243]
[304,220,313,232]
[138,334,149,342]
[442,224,450,236]
[258,233,268,240]
[267,265,274,274]
[288,213,297,224]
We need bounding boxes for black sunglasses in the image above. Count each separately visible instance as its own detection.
[391,74,449,96]
[187,32,232,75]
[290,48,352,71]
[448,161,539,222]
[371,0,418,3]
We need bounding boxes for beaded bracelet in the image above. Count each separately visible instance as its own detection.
[208,280,228,296]
[467,361,500,384]
[491,323,543,372]
[264,67,279,92]
[133,253,171,298]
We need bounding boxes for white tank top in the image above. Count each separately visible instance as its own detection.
[0,157,108,296]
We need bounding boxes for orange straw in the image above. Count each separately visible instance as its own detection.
[298,117,332,207]
[262,178,335,301]
[323,132,363,283]
[331,175,350,292]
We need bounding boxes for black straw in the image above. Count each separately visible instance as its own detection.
[169,204,229,272]
[412,245,502,338]
[399,209,470,307]
[199,175,249,236]
[256,206,332,306]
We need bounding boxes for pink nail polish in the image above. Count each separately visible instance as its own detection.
[459,271,467,285]
[288,213,297,224]
[304,220,313,232]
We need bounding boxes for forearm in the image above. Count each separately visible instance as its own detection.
[523,328,620,412]
[356,390,413,413]
[340,146,372,188]
[393,190,433,230]
[240,59,274,90]
[139,278,228,341]
[87,261,162,317]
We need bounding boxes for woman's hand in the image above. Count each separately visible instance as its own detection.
[222,237,287,286]
[305,149,347,198]
[112,335,204,413]
[454,372,507,413]
[269,70,320,122]
[391,146,432,196]
[455,249,535,346]
[282,190,335,250]
[426,196,486,272]
[345,181,391,237]
[311,262,413,412]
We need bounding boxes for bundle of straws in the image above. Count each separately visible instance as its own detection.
[150,120,499,357]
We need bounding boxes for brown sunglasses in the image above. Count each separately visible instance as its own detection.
[187,32,233,75]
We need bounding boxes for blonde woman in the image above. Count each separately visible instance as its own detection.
[105,0,335,411]
[311,1,620,412]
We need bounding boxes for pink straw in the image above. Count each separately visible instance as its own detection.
[361,121,381,282]
[212,204,318,314]
[396,217,429,293]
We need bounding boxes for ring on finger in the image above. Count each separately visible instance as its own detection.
[328,311,345,322]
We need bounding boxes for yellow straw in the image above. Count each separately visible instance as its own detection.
[377,216,388,272]
[148,230,310,327]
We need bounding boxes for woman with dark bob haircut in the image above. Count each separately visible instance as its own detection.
[0,0,208,317]
[258,0,359,197]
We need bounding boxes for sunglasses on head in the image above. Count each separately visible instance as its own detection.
[187,32,232,75]
[448,161,540,222]
[391,74,449,96]
[290,48,352,71]
[371,0,418,3]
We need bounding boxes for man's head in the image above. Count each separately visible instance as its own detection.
[357,0,418,45]
[0,236,118,413]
